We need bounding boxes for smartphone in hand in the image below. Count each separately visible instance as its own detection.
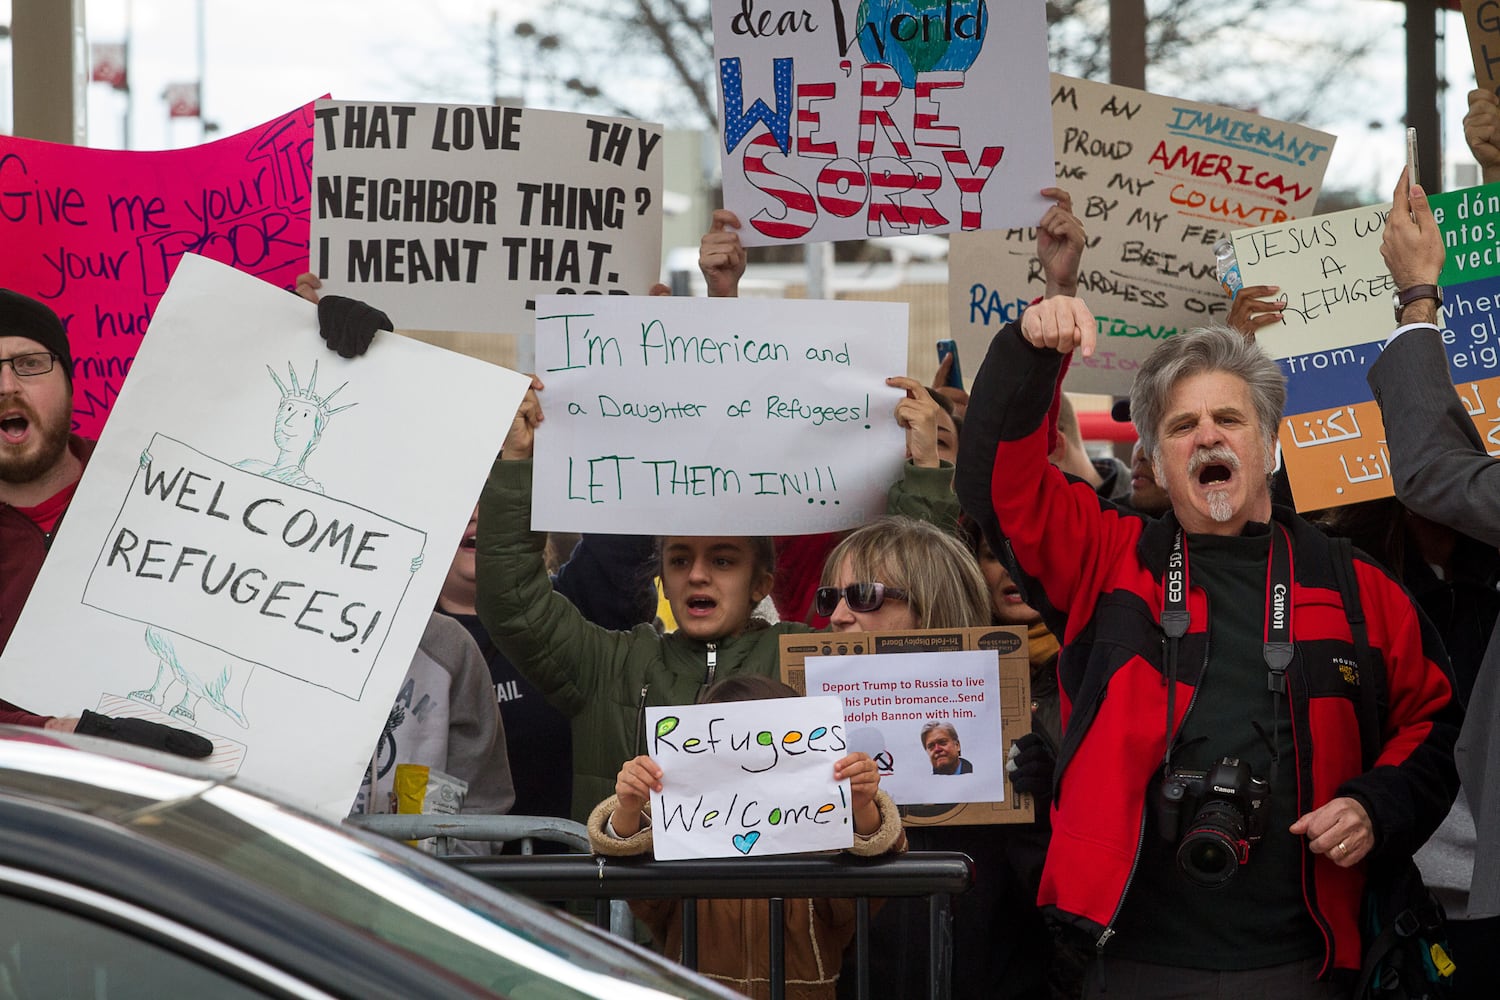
[936,339,963,389]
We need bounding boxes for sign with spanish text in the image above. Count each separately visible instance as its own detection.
[1463,0,1500,93]
[0,254,531,818]
[310,100,664,334]
[645,696,854,861]
[712,0,1054,247]
[1234,183,1500,509]
[530,294,908,534]
[0,103,317,438]
[804,649,1004,806]
[948,76,1335,394]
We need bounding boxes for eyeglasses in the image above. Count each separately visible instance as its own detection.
[814,582,910,618]
[0,352,57,378]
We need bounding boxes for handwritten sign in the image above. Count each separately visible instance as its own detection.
[1463,0,1500,93]
[0,103,316,439]
[83,433,424,700]
[711,0,1054,247]
[948,76,1335,393]
[1235,183,1500,509]
[805,650,1004,806]
[530,294,908,534]
[310,100,663,335]
[0,254,531,817]
[645,696,853,861]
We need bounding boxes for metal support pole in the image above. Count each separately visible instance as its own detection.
[1406,0,1444,192]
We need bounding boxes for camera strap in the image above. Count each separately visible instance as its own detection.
[1161,524,1294,784]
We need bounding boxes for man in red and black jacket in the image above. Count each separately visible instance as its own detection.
[955,296,1461,996]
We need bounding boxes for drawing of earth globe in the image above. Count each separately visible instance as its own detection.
[857,0,989,89]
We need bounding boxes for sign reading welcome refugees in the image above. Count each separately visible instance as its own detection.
[0,255,531,817]
[645,696,854,861]
[310,100,664,334]
[711,0,1055,246]
[948,76,1335,394]
[530,294,908,535]
[1233,183,1500,509]
[0,103,317,438]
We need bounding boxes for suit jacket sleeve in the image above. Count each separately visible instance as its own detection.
[1368,327,1500,548]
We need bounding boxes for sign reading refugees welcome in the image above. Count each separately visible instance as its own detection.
[311,100,664,334]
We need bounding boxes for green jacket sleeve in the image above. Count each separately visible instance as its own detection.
[886,459,961,533]
[475,458,639,718]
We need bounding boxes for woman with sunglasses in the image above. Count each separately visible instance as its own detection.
[476,381,994,827]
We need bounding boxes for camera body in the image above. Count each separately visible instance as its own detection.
[1153,755,1271,887]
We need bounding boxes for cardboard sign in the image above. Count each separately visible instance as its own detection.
[310,100,664,334]
[0,255,531,818]
[0,103,317,438]
[712,0,1054,246]
[806,650,1005,805]
[530,294,908,534]
[780,627,1033,826]
[644,696,854,861]
[948,76,1335,393]
[1463,0,1500,94]
[1234,184,1500,509]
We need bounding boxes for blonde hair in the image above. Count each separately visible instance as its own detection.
[821,516,990,629]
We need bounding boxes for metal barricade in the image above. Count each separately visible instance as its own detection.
[449,851,975,1000]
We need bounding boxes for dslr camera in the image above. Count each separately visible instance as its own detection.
[1153,756,1271,888]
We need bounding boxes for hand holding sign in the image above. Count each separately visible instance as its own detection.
[1225,285,1286,341]
[888,376,947,469]
[1382,170,1446,297]
[501,376,546,461]
[612,754,664,838]
[1038,187,1087,299]
[700,210,747,299]
[1466,89,1500,184]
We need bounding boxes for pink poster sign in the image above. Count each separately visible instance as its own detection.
[0,102,317,438]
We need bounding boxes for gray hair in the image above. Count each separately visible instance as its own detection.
[920,721,959,746]
[1128,325,1285,461]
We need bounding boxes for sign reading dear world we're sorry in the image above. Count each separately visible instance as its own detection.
[646,696,854,861]
[531,295,908,535]
[712,0,1055,246]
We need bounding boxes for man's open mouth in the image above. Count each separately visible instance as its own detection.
[0,414,29,443]
[459,534,477,550]
[1198,463,1232,485]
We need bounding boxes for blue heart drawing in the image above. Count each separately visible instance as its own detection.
[732,831,761,855]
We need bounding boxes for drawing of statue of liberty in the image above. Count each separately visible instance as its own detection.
[131,359,360,730]
[233,361,356,494]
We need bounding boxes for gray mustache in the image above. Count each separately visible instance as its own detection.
[1187,446,1241,477]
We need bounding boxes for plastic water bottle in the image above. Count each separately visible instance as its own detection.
[1214,236,1243,301]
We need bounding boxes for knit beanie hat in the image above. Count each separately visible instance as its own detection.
[0,289,72,381]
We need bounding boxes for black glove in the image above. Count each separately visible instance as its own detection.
[317,295,392,358]
[75,710,214,759]
[1006,732,1055,803]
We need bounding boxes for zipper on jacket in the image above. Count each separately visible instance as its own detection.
[697,643,717,703]
[1097,592,1214,951]
[633,683,651,757]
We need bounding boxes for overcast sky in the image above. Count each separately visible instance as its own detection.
[0,0,1484,203]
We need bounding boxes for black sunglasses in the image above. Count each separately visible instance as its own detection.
[814,582,910,618]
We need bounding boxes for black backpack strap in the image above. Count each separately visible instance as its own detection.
[1329,536,1382,771]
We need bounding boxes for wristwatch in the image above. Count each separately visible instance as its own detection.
[1392,284,1442,322]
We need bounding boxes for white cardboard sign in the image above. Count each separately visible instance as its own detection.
[804,649,1004,805]
[0,254,530,817]
[310,100,664,334]
[530,294,908,534]
[645,696,854,861]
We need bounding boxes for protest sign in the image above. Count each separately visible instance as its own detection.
[1233,183,1500,509]
[310,100,664,335]
[0,254,531,817]
[780,627,1033,826]
[644,696,853,861]
[1463,0,1500,93]
[711,0,1054,247]
[805,649,1004,806]
[530,294,908,534]
[0,103,317,439]
[948,76,1336,394]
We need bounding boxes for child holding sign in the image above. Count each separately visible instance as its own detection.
[588,675,905,1000]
